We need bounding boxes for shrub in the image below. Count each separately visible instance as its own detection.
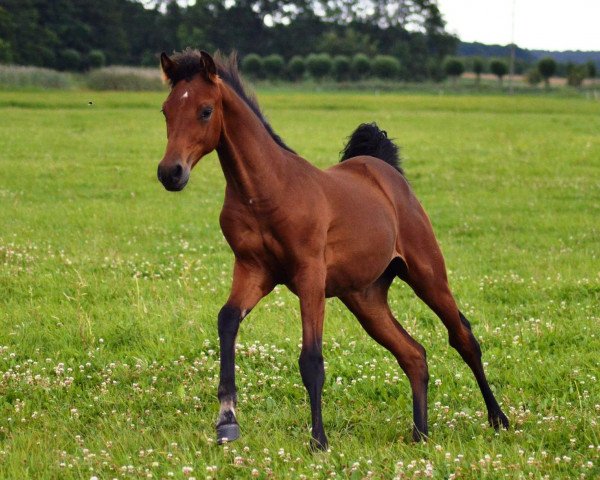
[0,65,74,89]
[88,49,106,69]
[537,57,557,88]
[490,59,508,85]
[372,55,400,80]
[586,60,596,79]
[332,55,351,81]
[443,56,464,85]
[567,65,586,87]
[351,53,371,79]
[0,39,12,63]
[241,53,263,79]
[287,56,305,81]
[525,68,542,86]
[472,57,484,75]
[306,53,332,80]
[86,66,164,91]
[472,57,484,85]
[444,57,464,77]
[427,58,445,82]
[263,54,284,80]
[141,50,158,67]
[58,48,82,71]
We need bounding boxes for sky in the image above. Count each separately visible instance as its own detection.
[438,0,600,51]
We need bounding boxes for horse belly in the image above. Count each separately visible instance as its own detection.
[324,211,396,297]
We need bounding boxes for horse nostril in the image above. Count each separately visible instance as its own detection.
[158,162,188,191]
[173,163,183,179]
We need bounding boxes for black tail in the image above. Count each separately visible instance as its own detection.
[340,122,403,174]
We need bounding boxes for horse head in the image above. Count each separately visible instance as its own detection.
[157,50,223,191]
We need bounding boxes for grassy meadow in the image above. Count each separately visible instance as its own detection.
[0,89,599,479]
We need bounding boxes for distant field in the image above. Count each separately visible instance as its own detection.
[3,63,600,94]
[461,71,600,87]
[0,90,599,479]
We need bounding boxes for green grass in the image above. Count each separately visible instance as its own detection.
[0,90,599,479]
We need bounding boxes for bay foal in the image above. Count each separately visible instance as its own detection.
[156,49,509,450]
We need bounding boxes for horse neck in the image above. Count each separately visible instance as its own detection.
[216,83,289,202]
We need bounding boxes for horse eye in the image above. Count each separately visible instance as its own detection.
[199,107,213,121]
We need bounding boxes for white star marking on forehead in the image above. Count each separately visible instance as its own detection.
[181,90,189,100]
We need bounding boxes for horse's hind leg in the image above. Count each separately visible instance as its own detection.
[404,263,509,430]
[340,273,429,441]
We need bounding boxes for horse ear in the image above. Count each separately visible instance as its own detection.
[200,50,217,81]
[160,52,175,81]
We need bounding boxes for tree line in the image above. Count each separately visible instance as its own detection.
[442,55,597,88]
[240,53,406,81]
[2,1,594,86]
[233,52,595,87]
[0,0,457,80]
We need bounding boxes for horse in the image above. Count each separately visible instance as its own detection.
[156,49,509,450]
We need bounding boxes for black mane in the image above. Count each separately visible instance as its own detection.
[167,49,295,154]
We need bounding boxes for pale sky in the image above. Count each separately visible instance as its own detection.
[438,0,600,51]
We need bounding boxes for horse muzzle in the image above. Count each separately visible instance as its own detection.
[157,161,190,192]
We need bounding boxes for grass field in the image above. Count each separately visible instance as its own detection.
[0,89,599,479]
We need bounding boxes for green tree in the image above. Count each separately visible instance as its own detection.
[490,59,508,86]
[0,6,13,62]
[332,55,351,81]
[316,28,375,57]
[306,53,332,80]
[567,65,586,87]
[241,53,263,79]
[88,49,106,69]
[263,54,284,80]
[525,68,542,86]
[537,57,557,89]
[287,55,305,81]
[472,57,484,86]
[58,48,82,71]
[0,37,11,63]
[0,0,58,67]
[427,57,445,82]
[586,60,596,81]
[312,0,446,30]
[0,0,458,76]
[443,56,464,86]
[372,55,400,79]
[351,53,371,79]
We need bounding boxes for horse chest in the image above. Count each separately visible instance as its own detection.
[221,212,290,270]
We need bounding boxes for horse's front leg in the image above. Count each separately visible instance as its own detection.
[295,264,328,450]
[216,261,273,444]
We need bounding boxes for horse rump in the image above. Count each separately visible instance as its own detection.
[340,122,403,174]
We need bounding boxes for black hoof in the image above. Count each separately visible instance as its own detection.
[489,410,509,430]
[216,423,240,444]
[309,436,328,452]
[412,428,428,442]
